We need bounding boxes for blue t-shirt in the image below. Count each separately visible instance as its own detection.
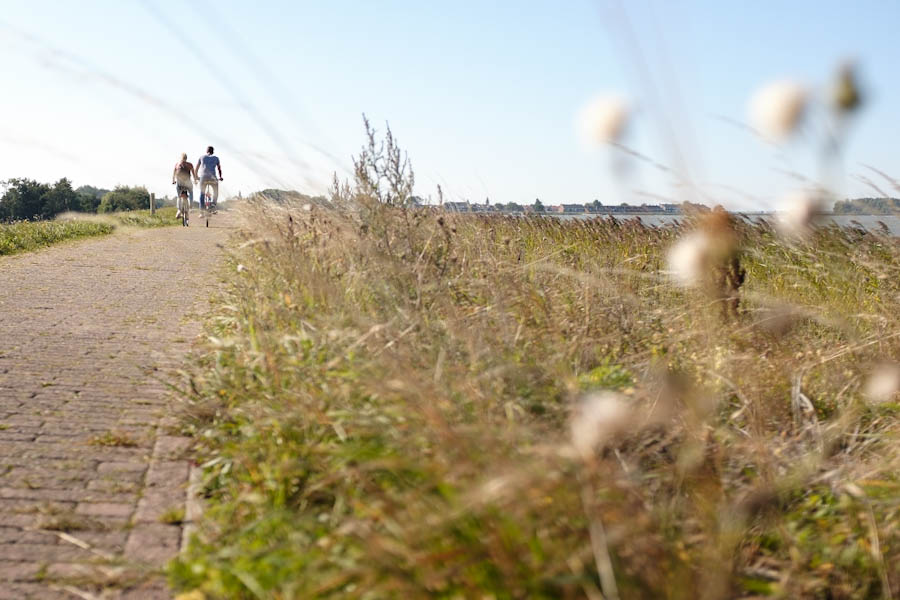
[197,154,220,180]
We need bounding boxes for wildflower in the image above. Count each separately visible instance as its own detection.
[577,95,630,145]
[864,363,900,404]
[666,231,712,287]
[749,80,808,141]
[570,392,632,459]
[776,190,824,236]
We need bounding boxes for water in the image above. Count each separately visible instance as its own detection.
[555,213,900,236]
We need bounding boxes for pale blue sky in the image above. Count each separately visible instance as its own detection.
[1,1,898,209]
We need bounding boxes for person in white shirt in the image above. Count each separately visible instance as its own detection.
[196,146,223,211]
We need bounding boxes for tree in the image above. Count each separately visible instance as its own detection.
[533,198,545,212]
[98,186,150,213]
[0,179,48,220]
[591,199,603,212]
[42,179,78,217]
[0,178,74,220]
[76,185,110,213]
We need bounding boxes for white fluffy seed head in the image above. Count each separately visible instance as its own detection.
[749,80,808,142]
[577,95,630,146]
[236,263,247,273]
[666,231,712,288]
[865,364,900,404]
[776,191,824,236]
[570,391,632,460]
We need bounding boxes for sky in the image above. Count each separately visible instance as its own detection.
[1,0,898,210]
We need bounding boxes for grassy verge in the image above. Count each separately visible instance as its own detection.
[110,206,179,228]
[0,220,114,256]
[169,197,898,599]
[0,207,182,256]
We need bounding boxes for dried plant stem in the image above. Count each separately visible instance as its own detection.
[580,477,619,600]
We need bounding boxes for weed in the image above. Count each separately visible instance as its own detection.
[88,431,139,448]
[35,506,106,532]
[159,507,186,526]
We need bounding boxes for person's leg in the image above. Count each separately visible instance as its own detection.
[210,180,219,206]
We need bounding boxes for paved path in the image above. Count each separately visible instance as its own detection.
[0,215,234,599]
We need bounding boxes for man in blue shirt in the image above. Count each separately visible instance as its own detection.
[197,146,223,210]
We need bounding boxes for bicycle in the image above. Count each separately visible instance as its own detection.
[199,179,220,228]
[175,184,191,227]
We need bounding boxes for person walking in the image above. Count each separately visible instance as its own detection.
[172,153,196,219]
[196,146,223,212]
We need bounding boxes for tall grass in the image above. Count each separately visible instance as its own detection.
[170,178,898,597]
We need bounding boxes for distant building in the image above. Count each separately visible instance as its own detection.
[444,201,471,212]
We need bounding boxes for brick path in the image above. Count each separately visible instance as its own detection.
[0,215,234,599]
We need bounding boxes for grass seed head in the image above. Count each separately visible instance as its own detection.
[864,363,900,404]
[666,230,712,287]
[577,94,630,146]
[749,79,808,141]
[776,190,825,236]
[570,391,632,460]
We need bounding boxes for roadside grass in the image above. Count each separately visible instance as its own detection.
[111,206,179,228]
[0,220,113,256]
[0,207,182,257]
[168,195,899,599]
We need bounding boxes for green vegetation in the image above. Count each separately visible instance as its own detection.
[0,178,84,221]
[171,200,900,598]
[88,430,139,448]
[111,206,178,228]
[0,220,113,256]
[169,133,898,600]
[97,185,152,213]
[0,206,181,257]
[1,178,170,221]
[833,197,900,215]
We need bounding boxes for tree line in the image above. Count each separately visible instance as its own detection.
[832,197,900,215]
[0,178,152,222]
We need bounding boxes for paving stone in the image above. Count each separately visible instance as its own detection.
[0,582,61,599]
[75,502,134,518]
[124,523,182,566]
[0,559,42,581]
[0,218,232,596]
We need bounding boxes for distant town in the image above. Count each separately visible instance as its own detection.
[441,199,702,215]
[440,196,900,216]
[255,190,900,216]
